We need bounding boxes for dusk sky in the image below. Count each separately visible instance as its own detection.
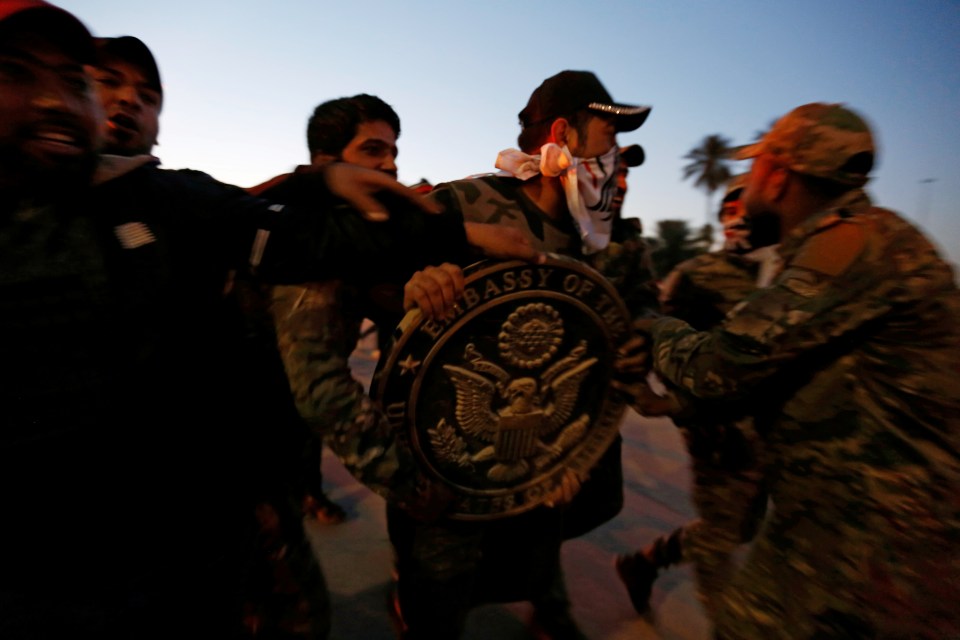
[59,0,960,267]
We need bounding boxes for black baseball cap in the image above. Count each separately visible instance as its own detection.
[519,70,651,133]
[620,144,645,167]
[95,36,162,96]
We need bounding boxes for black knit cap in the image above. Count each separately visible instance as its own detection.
[0,0,96,64]
[519,70,651,133]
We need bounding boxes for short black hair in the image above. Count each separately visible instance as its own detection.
[794,151,874,201]
[794,171,860,202]
[306,94,400,158]
[517,108,591,154]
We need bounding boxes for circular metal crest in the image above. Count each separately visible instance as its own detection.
[374,256,631,520]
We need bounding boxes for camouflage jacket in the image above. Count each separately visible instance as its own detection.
[658,251,761,331]
[656,249,773,467]
[426,175,659,539]
[649,195,960,634]
[429,175,659,318]
[260,170,464,512]
[271,172,657,510]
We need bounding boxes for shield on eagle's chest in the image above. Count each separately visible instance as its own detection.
[373,256,630,520]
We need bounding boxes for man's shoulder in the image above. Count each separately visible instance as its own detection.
[674,251,738,275]
[100,162,227,193]
[247,172,294,199]
[91,163,262,226]
[861,206,941,255]
[677,255,757,301]
[429,174,526,221]
[797,206,950,282]
[431,174,522,199]
[861,207,958,296]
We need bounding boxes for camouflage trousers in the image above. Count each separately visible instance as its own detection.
[670,419,767,618]
[681,457,767,619]
[712,466,960,639]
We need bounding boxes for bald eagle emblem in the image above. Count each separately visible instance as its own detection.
[428,303,596,483]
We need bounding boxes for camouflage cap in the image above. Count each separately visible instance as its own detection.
[734,103,875,186]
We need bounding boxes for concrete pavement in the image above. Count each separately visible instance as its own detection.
[304,341,711,640]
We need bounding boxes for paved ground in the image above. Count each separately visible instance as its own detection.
[305,338,711,640]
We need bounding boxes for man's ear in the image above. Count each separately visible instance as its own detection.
[549,118,570,147]
[310,153,337,167]
[766,166,790,203]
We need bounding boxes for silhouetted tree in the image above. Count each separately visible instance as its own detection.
[682,134,733,222]
[652,220,712,276]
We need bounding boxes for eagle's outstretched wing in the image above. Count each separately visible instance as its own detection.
[542,357,597,434]
[464,343,510,383]
[442,364,499,441]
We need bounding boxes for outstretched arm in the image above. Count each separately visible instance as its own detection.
[646,221,889,400]
[270,283,449,518]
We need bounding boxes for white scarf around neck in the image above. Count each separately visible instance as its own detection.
[496,143,620,254]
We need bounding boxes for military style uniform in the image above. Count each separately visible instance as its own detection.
[648,245,780,617]
[384,174,658,638]
[660,250,763,330]
[649,196,960,638]
[260,169,470,513]
[252,170,374,529]
[429,175,659,319]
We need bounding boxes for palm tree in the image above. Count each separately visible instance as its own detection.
[652,219,710,276]
[682,134,733,223]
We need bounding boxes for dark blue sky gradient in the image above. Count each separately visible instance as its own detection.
[59,0,960,265]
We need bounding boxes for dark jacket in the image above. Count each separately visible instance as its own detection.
[0,159,467,634]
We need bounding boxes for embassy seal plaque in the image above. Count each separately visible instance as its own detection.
[374,256,632,520]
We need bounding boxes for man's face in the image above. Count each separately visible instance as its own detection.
[88,58,160,156]
[0,31,103,190]
[610,157,630,217]
[567,113,617,159]
[742,154,785,243]
[742,154,780,218]
[338,119,398,177]
[720,198,746,236]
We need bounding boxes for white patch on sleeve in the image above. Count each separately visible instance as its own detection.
[250,205,282,267]
[113,222,156,249]
[250,228,271,268]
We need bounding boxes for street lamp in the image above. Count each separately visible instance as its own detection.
[918,178,937,224]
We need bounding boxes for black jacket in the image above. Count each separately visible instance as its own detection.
[0,160,467,605]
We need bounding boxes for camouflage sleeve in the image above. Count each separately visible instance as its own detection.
[660,253,757,331]
[590,236,660,321]
[657,268,683,315]
[270,283,425,509]
[649,255,895,400]
[271,283,356,425]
